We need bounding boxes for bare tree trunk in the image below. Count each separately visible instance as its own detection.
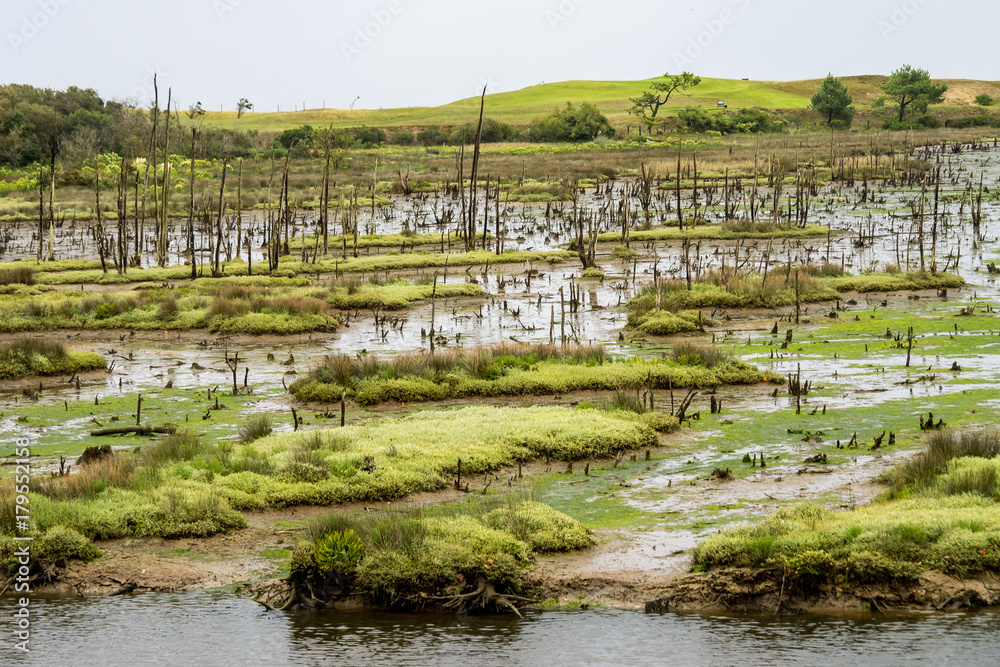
[214,159,228,276]
[158,88,172,267]
[188,129,197,279]
[467,86,487,249]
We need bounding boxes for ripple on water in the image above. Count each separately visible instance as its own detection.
[4,592,1000,666]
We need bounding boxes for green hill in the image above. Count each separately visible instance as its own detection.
[199,75,1000,133]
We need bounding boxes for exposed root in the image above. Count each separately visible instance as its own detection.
[427,577,536,617]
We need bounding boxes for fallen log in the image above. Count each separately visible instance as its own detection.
[89,425,176,437]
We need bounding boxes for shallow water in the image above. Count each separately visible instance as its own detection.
[3,592,999,666]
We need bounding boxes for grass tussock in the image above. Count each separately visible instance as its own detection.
[238,414,274,444]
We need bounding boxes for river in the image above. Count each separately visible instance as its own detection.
[2,592,998,666]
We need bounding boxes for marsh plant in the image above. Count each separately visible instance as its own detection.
[238,414,274,444]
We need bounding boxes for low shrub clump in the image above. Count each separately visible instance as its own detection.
[290,495,593,611]
[0,526,101,580]
[632,310,707,336]
[0,337,105,379]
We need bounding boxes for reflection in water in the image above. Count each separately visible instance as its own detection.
[3,592,1000,666]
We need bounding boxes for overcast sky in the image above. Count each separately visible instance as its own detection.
[2,0,994,111]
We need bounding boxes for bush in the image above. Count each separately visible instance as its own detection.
[352,126,386,147]
[274,125,314,150]
[416,126,449,146]
[0,526,100,577]
[975,93,994,107]
[945,114,1000,129]
[527,102,615,142]
[389,130,415,146]
[296,499,591,609]
[678,107,784,134]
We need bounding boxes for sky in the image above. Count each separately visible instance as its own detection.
[1,0,995,112]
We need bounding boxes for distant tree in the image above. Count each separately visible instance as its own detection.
[390,130,415,146]
[352,126,386,147]
[881,65,947,123]
[236,98,253,119]
[810,74,855,126]
[274,125,314,149]
[975,93,994,107]
[416,126,449,146]
[187,101,206,119]
[528,102,615,142]
[628,72,701,126]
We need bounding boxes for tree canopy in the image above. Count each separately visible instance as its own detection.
[810,74,855,127]
[628,72,701,125]
[881,65,947,123]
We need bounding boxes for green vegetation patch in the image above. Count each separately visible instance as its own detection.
[694,430,1000,585]
[0,407,657,553]
[0,338,105,379]
[601,223,830,243]
[629,268,963,314]
[290,342,772,406]
[326,277,485,310]
[290,495,593,611]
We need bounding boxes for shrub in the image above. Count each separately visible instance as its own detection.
[238,414,274,443]
[527,102,615,142]
[389,130,415,146]
[975,93,994,107]
[416,126,449,146]
[314,529,365,573]
[352,126,386,147]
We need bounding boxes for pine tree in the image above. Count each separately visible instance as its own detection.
[811,74,855,127]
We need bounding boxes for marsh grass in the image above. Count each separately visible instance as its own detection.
[696,430,1000,584]
[295,341,766,406]
[35,454,136,501]
[0,266,34,285]
[294,491,592,609]
[883,430,1000,497]
[630,268,962,314]
[0,336,104,379]
[238,414,274,444]
[671,341,733,369]
[141,432,207,468]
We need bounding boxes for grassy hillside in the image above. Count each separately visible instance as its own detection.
[201,75,1000,133]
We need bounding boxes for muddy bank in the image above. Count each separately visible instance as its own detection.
[643,568,1000,614]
